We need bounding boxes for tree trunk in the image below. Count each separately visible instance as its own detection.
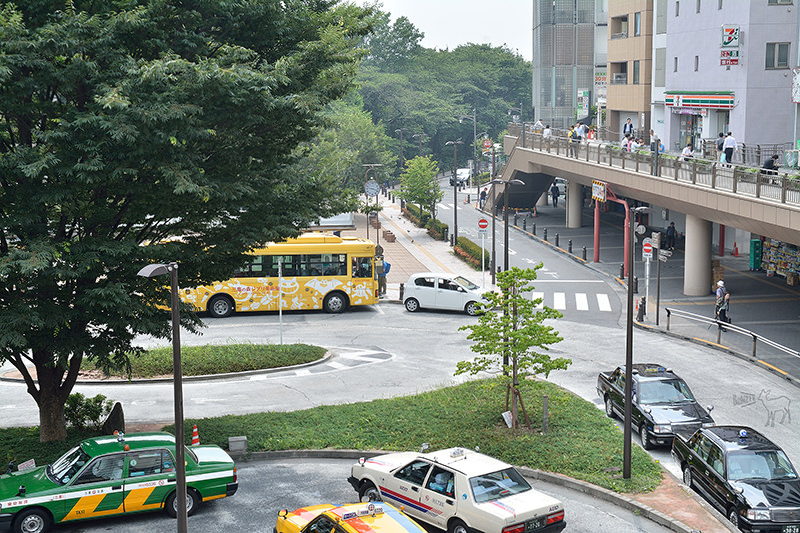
[33,352,74,442]
[38,390,68,442]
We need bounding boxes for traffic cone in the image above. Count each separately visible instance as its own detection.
[191,424,199,446]
[733,242,739,257]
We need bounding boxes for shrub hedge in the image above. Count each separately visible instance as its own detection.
[454,236,489,270]
[426,218,449,241]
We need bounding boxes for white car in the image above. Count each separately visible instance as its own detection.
[348,447,566,533]
[403,273,487,315]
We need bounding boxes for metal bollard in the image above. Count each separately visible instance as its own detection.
[633,276,639,294]
[582,246,587,260]
[523,218,527,231]
[532,223,536,236]
[568,240,572,254]
[542,395,549,435]
[450,234,454,246]
[543,228,548,241]
[467,193,470,203]
[514,213,518,226]
[619,264,625,278]
[399,283,404,302]
[555,233,559,247]
[636,297,646,321]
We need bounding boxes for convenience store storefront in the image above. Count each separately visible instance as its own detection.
[664,91,733,152]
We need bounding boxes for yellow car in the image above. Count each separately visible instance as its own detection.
[274,502,427,533]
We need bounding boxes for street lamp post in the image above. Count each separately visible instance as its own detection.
[445,139,463,246]
[394,128,406,175]
[459,107,477,189]
[136,262,188,533]
[624,206,649,479]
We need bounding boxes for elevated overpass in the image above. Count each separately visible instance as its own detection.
[495,131,800,296]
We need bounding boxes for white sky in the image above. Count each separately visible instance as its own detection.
[358,0,533,61]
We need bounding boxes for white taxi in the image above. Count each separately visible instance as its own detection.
[347,447,566,533]
[402,273,487,316]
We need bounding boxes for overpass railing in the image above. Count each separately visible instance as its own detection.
[664,307,800,365]
[506,130,800,207]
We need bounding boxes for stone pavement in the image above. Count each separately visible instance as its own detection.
[342,189,734,533]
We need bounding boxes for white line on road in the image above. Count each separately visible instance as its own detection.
[508,248,517,256]
[530,292,544,309]
[437,203,451,210]
[575,293,589,311]
[295,369,311,376]
[553,292,566,310]
[327,361,347,369]
[597,293,612,312]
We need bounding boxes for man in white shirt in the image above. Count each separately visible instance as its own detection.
[542,125,552,141]
[723,132,737,164]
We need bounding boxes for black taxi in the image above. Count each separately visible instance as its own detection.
[672,426,800,532]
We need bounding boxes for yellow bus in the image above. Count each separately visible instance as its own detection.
[181,233,379,317]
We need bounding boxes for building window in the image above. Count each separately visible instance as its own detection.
[696,0,701,12]
[633,60,640,84]
[694,56,699,71]
[675,1,680,16]
[674,56,678,72]
[766,42,790,69]
[768,0,792,5]
[634,12,641,36]
[656,0,667,33]
[655,48,666,87]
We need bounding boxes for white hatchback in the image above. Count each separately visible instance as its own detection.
[348,447,566,533]
[403,273,486,315]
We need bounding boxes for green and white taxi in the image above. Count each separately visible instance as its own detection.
[0,431,238,533]
[348,447,566,533]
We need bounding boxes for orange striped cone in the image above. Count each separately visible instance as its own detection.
[191,424,199,446]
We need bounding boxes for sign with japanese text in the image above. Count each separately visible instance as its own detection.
[720,49,739,66]
[592,180,606,202]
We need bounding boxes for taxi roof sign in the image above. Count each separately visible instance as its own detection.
[339,504,384,520]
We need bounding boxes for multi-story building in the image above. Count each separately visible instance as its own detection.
[606,1,653,140]
[651,0,798,157]
[532,0,608,129]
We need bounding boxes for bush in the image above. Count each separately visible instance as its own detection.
[426,218,449,241]
[454,236,490,270]
[402,203,431,228]
[65,393,113,431]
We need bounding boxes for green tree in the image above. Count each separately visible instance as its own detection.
[0,0,374,441]
[457,266,571,430]
[397,156,441,219]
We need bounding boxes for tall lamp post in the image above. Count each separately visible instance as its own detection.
[459,107,477,189]
[624,206,650,479]
[394,128,406,174]
[137,262,188,533]
[445,139,463,246]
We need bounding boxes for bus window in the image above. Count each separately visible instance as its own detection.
[352,257,373,278]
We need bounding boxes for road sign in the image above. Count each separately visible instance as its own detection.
[478,229,488,235]
[643,241,653,259]
[483,138,492,149]
[591,180,606,202]
[478,218,489,230]
[659,249,673,258]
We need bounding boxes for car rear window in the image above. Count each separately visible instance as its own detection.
[469,467,531,503]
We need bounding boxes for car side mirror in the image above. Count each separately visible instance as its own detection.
[17,485,25,496]
[707,405,714,413]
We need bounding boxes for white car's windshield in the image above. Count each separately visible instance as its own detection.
[454,276,479,291]
[469,467,531,503]
[638,379,695,404]
[727,450,799,481]
[49,445,91,485]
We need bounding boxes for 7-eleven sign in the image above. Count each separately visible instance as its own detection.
[721,25,739,47]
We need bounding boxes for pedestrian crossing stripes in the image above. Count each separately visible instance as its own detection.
[528,291,615,312]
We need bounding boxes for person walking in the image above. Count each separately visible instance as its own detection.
[550,182,560,208]
[715,133,725,161]
[723,132,737,165]
[378,259,391,297]
[650,129,660,175]
[714,280,730,323]
[665,222,677,250]
[479,187,487,209]
[568,125,578,157]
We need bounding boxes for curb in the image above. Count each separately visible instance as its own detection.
[228,449,711,533]
[0,351,334,385]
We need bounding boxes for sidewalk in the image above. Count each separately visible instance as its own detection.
[341,189,734,533]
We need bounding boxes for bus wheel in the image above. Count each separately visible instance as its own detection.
[208,295,234,318]
[323,292,348,313]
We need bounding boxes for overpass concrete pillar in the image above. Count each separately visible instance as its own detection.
[683,215,712,296]
[537,190,548,207]
[566,180,582,228]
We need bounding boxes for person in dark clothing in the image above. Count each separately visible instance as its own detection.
[762,154,780,173]
[665,222,676,250]
[550,182,560,208]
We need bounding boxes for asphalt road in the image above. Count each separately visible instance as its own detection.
[22,458,673,533]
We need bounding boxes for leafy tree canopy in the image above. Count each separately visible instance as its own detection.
[396,155,441,215]
[0,0,375,441]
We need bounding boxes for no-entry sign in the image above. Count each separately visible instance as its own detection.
[478,218,489,229]
[642,241,653,259]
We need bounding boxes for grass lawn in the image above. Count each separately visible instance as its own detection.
[1,378,662,494]
[81,343,326,378]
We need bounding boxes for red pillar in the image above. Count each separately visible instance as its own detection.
[593,201,601,262]
[719,224,725,256]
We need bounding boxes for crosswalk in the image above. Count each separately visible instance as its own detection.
[530,291,614,312]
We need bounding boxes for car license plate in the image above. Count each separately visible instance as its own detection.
[783,525,800,533]
[525,517,545,531]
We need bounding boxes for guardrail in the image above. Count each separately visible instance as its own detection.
[507,130,800,207]
[664,307,800,362]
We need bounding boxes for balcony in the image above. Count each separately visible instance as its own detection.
[611,32,628,40]
[611,73,628,85]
